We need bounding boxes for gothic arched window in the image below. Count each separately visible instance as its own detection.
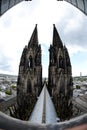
[35,53,41,66]
[29,56,33,68]
[50,51,56,65]
[59,56,64,68]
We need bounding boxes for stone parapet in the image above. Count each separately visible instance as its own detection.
[0,112,87,130]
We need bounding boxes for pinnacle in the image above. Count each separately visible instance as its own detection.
[28,24,38,47]
[52,24,63,48]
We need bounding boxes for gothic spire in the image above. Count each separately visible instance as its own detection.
[20,46,28,66]
[28,24,38,47]
[52,24,63,48]
[64,45,71,67]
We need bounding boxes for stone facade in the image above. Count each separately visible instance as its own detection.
[11,24,73,121]
[48,25,73,120]
[15,25,42,120]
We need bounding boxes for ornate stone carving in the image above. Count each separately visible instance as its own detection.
[11,25,42,120]
[48,25,73,120]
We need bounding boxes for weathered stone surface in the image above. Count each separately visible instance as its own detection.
[0,96,16,112]
[48,25,73,120]
[11,25,42,120]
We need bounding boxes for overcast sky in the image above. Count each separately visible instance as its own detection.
[0,0,87,77]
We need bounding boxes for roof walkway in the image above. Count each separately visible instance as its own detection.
[29,85,58,124]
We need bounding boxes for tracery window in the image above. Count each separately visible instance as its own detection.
[29,56,33,68]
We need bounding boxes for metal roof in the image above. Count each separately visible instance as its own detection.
[0,0,87,16]
[0,0,31,16]
[64,0,87,15]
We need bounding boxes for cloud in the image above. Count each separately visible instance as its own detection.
[71,51,87,76]
[56,6,87,49]
[0,0,87,77]
[0,53,11,72]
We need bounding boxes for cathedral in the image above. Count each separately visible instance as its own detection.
[15,24,73,120]
[48,25,73,120]
[16,24,42,120]
[17,24,42,98]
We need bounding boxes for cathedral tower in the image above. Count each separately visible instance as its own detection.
[48,25,73,120]
[16,25,42,120]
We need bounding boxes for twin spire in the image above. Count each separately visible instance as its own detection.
[52,24,63,48]
[28,24,38,47]
[28,24,63,48]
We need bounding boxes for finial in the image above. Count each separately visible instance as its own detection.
[53,24,55,27]
[36,24,38,27]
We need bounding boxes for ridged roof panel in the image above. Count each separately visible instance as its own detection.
[0,0,31,16]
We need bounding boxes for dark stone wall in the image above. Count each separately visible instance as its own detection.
[15,25,42,120]
[0,96,16,112]
[48,25,73,120]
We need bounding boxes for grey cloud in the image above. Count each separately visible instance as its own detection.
[0,53,11,71]
[0,64,10,71]
[56,11,87,48]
